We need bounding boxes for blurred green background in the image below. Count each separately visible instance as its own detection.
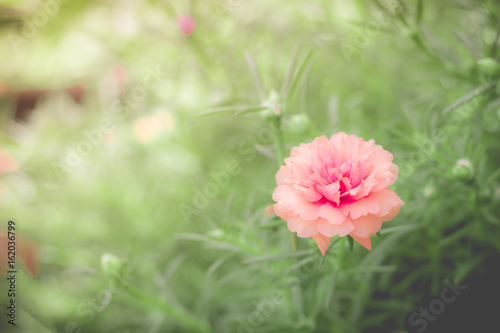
[0,0,499,332]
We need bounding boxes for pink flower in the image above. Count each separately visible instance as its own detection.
[176,15,196,36]
[272,132,404,255]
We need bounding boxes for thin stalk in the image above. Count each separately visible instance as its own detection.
[290,232,298,252]
[442,82,495,115]
[272,116,286,166]
[491,20,500,57]
[271,115,297,252]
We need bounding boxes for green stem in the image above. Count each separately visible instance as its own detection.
[337,237,346,269]
[491,24,500,57]
[411,33,444,65]
[272,116,286,166]
[442,82,495,115]
[271,114,297,252]
[124,284,214,333]
[290,232,298,252]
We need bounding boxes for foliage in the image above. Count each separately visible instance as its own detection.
[0,0,499,332]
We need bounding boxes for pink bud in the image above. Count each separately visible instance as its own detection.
[176,15,196,36]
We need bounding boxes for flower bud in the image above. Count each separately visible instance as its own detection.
[477,58,499,76]
[287,114,312,134]
[260,90,281,120]
[423,183,437,198]
[101,253,123,278]
[451,159,473,181]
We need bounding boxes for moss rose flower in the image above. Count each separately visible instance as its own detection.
[272,132,404,255]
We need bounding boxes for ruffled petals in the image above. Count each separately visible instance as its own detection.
[272,132,403,255]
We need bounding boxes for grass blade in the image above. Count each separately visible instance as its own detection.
[280,43,301,99]
[234,106,268,116]
[245,52,265,101]
[243,250,312,264]
[196,105,263,118]
[286,48,314,103]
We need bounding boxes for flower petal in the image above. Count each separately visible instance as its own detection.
[273,203,293,221]
[341,195,379,219]
[380,205,402,222]
[318,218,354,237]
[277,195,319,220]
[272,185,297,202]
[296,220,319,237]
[350,214,384,238]
[312,233,332,256]
[352,172,379,199]
[287,217,319,237]
[316,182,341,204]
[263,205,275,216]
[290,197,320,220]
[350,234,372,250]
[372,163,399,191]
[294,183,323,202]
[370,188,404,217]
[318,203,346,224]
[286,217,301,232]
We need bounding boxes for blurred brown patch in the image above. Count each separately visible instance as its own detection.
[0,230,40,278]
[0,79,87,122]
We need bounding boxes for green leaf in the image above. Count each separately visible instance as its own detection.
[243,250,312,264]
[195,105,263,118]
[347,235,354,252]
[244,52,265,101]
[394,4,410,28]
[195,106,242,118]
[346,265,397,275]
[442,82,494,115]
[285,255,321,276]
[437,225,472,248]
[416,0,423,25]
[324,270,337,308]
[206,253,234,278]
[280,43,300,99]
[234,106,268,116]
[285,48,314,103]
